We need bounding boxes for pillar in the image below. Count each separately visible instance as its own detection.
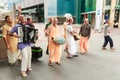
[118,11,120,28]
[109,0,116,26]
[13,3,16,19]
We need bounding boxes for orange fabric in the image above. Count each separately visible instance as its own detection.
[79,36,88,53]
[2,24,18,53]
[48,25,61,63]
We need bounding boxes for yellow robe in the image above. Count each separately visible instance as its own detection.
[2,24,18,53]
[48,25,61,63]
[79,36,88,53]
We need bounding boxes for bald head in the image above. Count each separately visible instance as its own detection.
[84,18,89,24]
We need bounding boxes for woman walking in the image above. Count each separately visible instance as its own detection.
[66,17,78,58]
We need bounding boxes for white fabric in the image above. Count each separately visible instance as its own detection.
[7,50,20,63]
[21,46,32,71]
[66,25,77,55]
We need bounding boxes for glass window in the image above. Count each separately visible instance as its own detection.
[106,0,111,5]
[116,0,120,5]
[119,0,120,5]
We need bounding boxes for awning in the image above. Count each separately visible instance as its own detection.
[105,5,120,10]
[81,11,96,15]
[115,5,120,10]
[21,8,36,13]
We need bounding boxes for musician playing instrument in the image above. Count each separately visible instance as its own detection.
[9,15,32,77]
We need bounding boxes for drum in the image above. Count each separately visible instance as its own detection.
[53,36,66,45]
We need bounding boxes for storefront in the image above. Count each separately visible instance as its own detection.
[19,4,44,23]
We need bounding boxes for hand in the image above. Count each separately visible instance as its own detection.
[14,35,22,38]
[13,33,22,38]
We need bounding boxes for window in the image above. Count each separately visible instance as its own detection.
[116,0,120,5]
[106,0,111,5]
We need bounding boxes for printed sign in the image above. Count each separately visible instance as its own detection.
[95,0,103,30]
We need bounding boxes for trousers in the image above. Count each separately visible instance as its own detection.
[21,46,32,71]
[102,36,113,48]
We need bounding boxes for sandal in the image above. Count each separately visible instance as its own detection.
[48,60,52,66]
[48,62,53,66]
[27,68,32,71]
[66,56,73,59]
[66,54,73,59]
[56,62,61,65]
[21,71,27,77]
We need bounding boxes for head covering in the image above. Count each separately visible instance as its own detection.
[64,13,72,19]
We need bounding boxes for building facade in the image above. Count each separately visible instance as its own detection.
[16,0,44,22]
[16,0,76,23]
[77,0,120,27]
[16,0,120,26]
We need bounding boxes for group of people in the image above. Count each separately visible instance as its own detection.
[44,14,116,67]
[44,14,91,66]
[1,12,116,78]
[2,10,35,77]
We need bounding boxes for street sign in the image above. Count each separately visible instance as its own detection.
[95,0,103,30]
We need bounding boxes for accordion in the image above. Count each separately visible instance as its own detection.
[18,25,38,43]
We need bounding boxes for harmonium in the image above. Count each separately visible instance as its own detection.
[18,25,38,43]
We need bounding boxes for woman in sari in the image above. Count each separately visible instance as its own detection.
[66,17,78,58]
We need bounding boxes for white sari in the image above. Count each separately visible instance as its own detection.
[66,25,77,55]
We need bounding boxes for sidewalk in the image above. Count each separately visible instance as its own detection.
[0,23,120,80]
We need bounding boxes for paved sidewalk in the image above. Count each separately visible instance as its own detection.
[0,23,120,80]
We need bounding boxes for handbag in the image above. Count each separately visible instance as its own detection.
[73,33,80,41]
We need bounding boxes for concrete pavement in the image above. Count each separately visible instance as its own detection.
[0,23,120,80]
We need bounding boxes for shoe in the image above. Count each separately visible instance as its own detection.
[80,52,85,55]
[48,63,53,66]
[56,62,61,65]
[110,47,116,50]
[27,68,32,71]
[48,60,53,66]
[73,54,78,57]
[102,47,108,50]
[17,59,22,64]
[21,71,27,77]
[66,56,73,59]
[8,63,15,66]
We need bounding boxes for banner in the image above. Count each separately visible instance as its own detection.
[44,0,57,22]
[95,0,103,30]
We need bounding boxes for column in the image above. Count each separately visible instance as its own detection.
[92,14,95,26]
[118,11,120,28]
[102,0,106,25]
[109,0,116,26]
[76,0,81,24]
[13,3,16,19]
